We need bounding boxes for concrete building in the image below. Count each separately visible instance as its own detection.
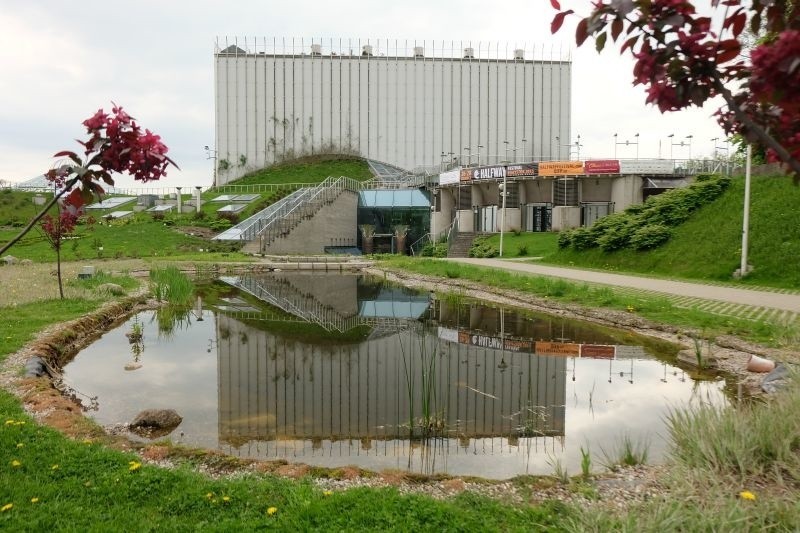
[214,38,572,184]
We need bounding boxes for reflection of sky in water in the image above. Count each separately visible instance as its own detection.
[63,278,729,480]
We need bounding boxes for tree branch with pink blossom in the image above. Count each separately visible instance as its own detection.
[550,0,800,180]
[0,104,178,256]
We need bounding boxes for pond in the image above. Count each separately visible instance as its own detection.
[62,272,728,479]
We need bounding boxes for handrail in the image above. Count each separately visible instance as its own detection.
[409,233,431,256]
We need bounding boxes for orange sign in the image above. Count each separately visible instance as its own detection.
[535,341,580,357]
[538,161,584,176]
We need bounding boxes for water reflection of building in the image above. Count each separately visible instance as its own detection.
[216,316,566,446]
[213,274,568,452]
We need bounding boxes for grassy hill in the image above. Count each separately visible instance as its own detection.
[230,155,372,185]
[545,173,800,288]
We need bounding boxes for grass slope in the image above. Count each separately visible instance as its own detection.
[231,155,373,185]
[545,174,800,288]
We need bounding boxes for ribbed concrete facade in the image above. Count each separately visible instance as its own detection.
[214,38,572,184]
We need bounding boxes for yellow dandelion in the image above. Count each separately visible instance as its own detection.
[267,506,278,516]
[82,439,92,445]
[11,460,21,467]
[222,496,231,502]
[51,464,59,470]
[626,305,636,313]
[4,419,15,425]
[205,492,214,500]
[128,461,142,472]
[739,490,757,501]
[16,443,24,448]
[323,490,333,497]
[14,421,25,426]
[1,503,12,512]
[30,498,39,504]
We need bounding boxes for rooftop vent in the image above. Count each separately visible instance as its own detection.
[362,44,373,56]
[413,46,424,58]
[514,49,524,60]
[310,43,322,56]
[463,47,474,59]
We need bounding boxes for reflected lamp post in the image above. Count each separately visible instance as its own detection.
[463,147,472,166]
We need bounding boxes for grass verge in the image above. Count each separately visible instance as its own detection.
[381,257,787,348]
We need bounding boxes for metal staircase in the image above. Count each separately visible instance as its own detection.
[213,176,361,248]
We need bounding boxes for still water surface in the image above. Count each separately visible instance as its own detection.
[63,273,728,479]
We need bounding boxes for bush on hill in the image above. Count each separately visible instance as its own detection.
[558,174,731,252]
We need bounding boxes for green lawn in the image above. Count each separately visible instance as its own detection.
[544,174,800,288]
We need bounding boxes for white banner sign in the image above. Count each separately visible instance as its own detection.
[619,159,675,174]
[439,169,461,185]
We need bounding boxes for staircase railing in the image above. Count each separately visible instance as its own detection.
[253,176,360,251]
[213,176,361,244]
[446,215,459,254]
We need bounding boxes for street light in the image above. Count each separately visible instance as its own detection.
[463,147,472,166]
[521,138,527,162]
[614,133,640,159]
[477,144,483,166]
[556,135,582,160]
[503,140,510,163]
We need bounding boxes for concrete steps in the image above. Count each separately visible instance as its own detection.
[447,232,476,258]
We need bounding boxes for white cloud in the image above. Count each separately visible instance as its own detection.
[0,0,729,187]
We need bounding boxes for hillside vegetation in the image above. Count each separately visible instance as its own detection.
[230,155,373,185]
[547,173,800,288]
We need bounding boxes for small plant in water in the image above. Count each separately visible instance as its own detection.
[600,434,650,471]
[546,455,570,484]
[580,445,592,479]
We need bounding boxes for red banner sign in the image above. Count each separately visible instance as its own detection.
[580,344,616,359]
[584,160,621,174]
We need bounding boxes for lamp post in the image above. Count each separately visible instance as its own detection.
[686,134,693,160]
[521,138,527,162]
[499,172,508,257]
[503,140,510,163]
[477,144,483,166]
[463,147,472,166]
[557,135,582,160]
[712,137,730,175]
[668,134,675,160]
[204,145,217,187]
[614,133,640,159]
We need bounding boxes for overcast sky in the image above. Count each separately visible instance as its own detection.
[0,0,728,188]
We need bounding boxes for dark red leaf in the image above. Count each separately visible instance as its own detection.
[551,10,573,34]
[620,35,638,55]
[731,12,746,37]
[576,18,590,46]
[611,19,623,41]
[550,0,560,9]
[716,45,741,64]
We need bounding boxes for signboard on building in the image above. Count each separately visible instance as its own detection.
[439,169,461,185]
[460,165,507,182]
[535,341,581,357]
[580,344,616,359]
[538,161,584,177]
[619,159,675,174]
[584,160,621,174]
[506,163,538,177]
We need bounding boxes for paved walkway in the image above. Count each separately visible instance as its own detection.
[445,258,800,317]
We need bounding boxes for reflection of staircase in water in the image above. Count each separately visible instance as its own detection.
[219,275,420,335]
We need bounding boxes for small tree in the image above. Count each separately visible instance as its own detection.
[550,0,800,180]
[39,210,78,299]
[0,104,177,256]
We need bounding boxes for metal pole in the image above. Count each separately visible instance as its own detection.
[740,145,752,277]
[499,173,507,257]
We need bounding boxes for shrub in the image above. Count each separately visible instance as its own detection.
[469,236,498,258]
[557,230,573,249]
[570,227,597,251]
[596,217,637,252]
[630,224,672,250]
[421,242,448,257]
[517,244,529,256]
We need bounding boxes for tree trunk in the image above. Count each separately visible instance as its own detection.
[56,247,64,299]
